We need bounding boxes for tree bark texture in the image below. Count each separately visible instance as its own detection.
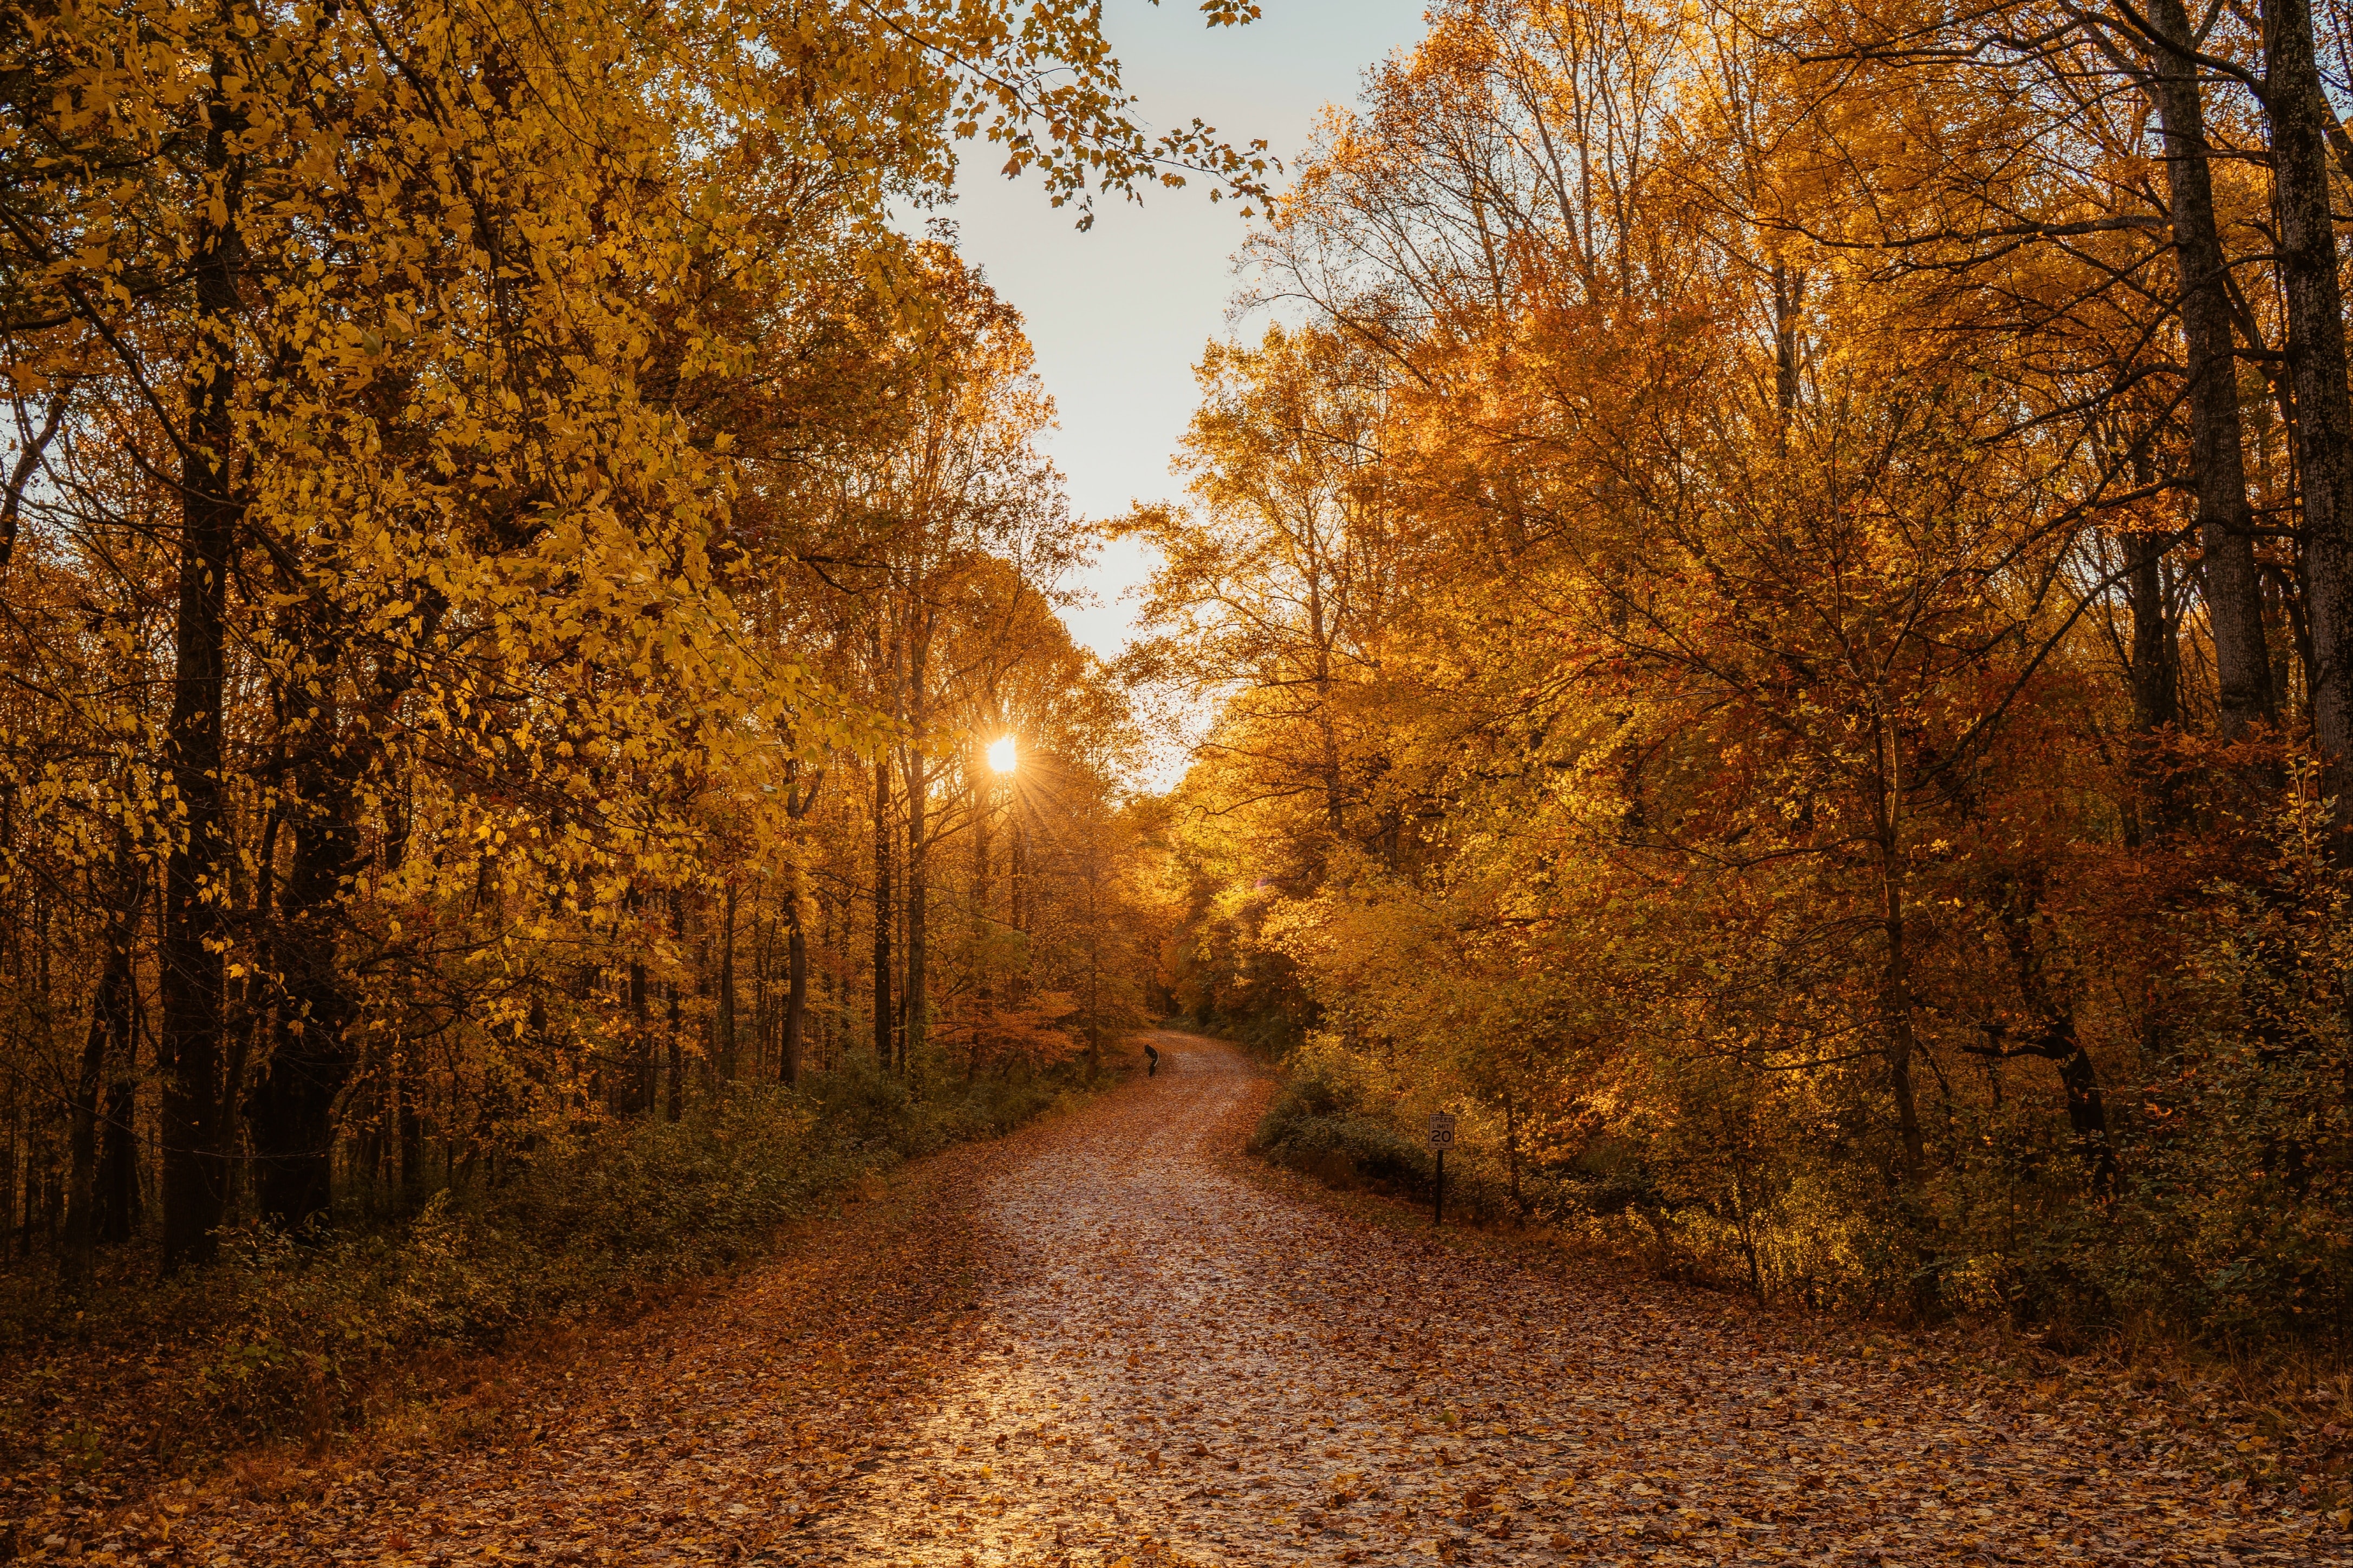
[159,71,242,1271]
[2148,0,2275,737]
[2261,0,2353,834]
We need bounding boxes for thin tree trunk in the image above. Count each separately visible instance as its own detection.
[664,892,685,1121]
[819,879,837,1071]
[873,754,894,1068]
[66,847,142,1277]
[750,896,770,1082]
[783,881,809,1088]
[904,750,928,1077]
[717,883,738,1082]
[1504,1094,1524,1218]
[2128,532,2181,735]
[1878,714,1928,1193]
[665,978,683,1122]
[973,763,990,1076]
[779,760,821,1086]
[99,1042,141,1244]
[903,631,930,1075]
[396,1050,426,1210]
[623,952,651,1116]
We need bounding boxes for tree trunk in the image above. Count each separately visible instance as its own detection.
[1504,1095,1525,1217]
[1876,711,1931,1323]
[2260,0,2353,840]
[751,898,770,1081]
[1993,879,2120,1191]
[665,978,683,1122]
[397,1051,426,1210]
[2148,0,2275,737]
[1009,810,1026,935]
[872,754,894,1068]
[620,953,652,1116]
[717,882,738,1081]
[903,637,931,1074]
[818,881,836,1071]
[99,1064,141,1244]
[2126,528,2183,839]
[247,716,366,1236]
[158,69,243,1272]
[972,765,991,1076]
[2127,533,2181,735]
[783,876,809,1087]
[904,747,928,1076]
[66,848,142,1277]
[1770,261,1806,424]
[664,896,685,1122]
[1878,719,1928,1188]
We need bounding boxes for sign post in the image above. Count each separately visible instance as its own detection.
[1426,1112,1457,1226]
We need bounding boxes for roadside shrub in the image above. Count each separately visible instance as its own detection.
[0,1055,1103,1473]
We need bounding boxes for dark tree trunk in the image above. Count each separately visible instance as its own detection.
[717,883,738,1081]
[1504,1095,1525,1217]
[1009,812,1026,935]
[2260,0,2353,841]
[246,714,365,1236]
[972,765,990,1074]
[2126,529,2183,838]
[664,895,685,1122]
[98,1070,141,1244]
[159,71,243,1272]
[2149,0,2275,737]
[872,755,894,1068]
[783,884,809,1087]
[902,637,931,1075]
[2054,1044,2114,1177]
[66,849,142,1276]
[397,1052,426,1210]
[665,980,683,1123]
[1990,878,2119,1190]
[904,757,928,1076]
[2127,533,2181,735]
[620,955,651,1116]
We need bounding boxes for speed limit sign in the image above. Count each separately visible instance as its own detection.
[1427,1112,1457,1226]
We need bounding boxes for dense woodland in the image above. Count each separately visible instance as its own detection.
[6,0,2353,1384]
[0,0,1263,1318]
[1140,0,2353,1343]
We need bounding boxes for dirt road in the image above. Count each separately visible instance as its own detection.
[135,1034,2334,1565]
[798,1035,2334,1566]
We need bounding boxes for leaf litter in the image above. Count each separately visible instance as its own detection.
[25,1035,2346,1565]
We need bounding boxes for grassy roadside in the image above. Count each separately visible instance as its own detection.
[0,1047,1146,1545]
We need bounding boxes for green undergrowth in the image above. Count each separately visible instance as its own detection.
[0,1055,1110,1494]
[1248,1059,1653,1237]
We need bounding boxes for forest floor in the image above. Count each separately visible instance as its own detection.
[16,1034,2344,1565]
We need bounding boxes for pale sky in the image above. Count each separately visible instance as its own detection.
[944,1,1432,662]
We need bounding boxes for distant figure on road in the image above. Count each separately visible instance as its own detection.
[1145,1043,1161,1077]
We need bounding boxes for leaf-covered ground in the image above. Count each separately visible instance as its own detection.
[17,1035,2347,1564]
